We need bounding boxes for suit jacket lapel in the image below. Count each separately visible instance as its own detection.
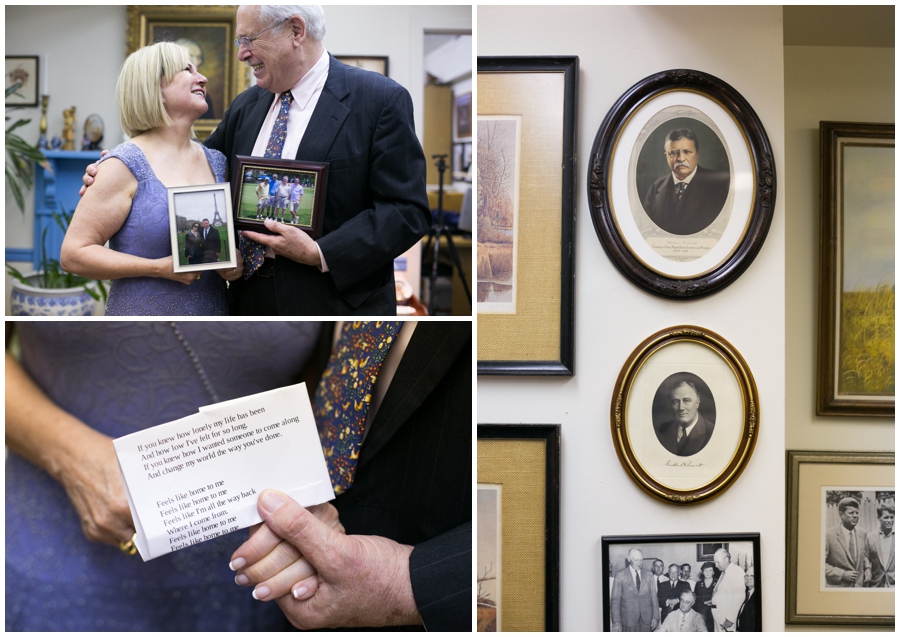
[295,54,350,161]
[239,89,274,156]
[358,323,469,467]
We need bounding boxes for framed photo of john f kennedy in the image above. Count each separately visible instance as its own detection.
[167,183,238,274]
[602,533,761,632]
[588,69,775,299]
[126,5,251,141]
[786,451,895,627]
[231,156,328,239]
[611,326,758,505]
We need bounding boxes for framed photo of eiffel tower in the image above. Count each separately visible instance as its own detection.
[167,182,238,273]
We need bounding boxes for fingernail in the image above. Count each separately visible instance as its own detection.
[292,585,308,599]
[229,557,246,571]
[260,489,287,513]
[235,574,250,586]
[252,585,271,600]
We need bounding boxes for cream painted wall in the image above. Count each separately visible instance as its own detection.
[784,46,895,455]
[477,5,786,631]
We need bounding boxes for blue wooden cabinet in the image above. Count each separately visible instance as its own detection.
[6,150,102,269]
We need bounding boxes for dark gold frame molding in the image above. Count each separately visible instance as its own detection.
[126,5,250,141]
[786,450,895,627]
[816,121,895,417]
[611,326,759,504]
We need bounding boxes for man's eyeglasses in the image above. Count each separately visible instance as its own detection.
[665,149,695,159]
[234,18,288,49]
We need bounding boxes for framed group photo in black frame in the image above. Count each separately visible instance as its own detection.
[588,69,775,299]
[602,533,761,632]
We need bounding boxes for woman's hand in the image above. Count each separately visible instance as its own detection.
[229,502,344,601]
[56,427,135,547]
[218,260,243,282]
[147,257,202,285]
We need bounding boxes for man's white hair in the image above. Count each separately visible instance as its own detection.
[256,5,326,41]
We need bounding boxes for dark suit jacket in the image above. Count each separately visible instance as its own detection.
[200,226,221,263]
[736,590,756,632]
[825,524,865,586]
[657,414,715,456]
[611,566,659,629]
[205,55,431,315]
[642,166,729,235]
[862,530,894,588]
[658,579,691,622]
[330,323,471,631]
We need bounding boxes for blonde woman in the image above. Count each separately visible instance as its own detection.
[61,42,241,315]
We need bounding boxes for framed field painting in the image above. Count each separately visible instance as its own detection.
[610,326,759,504]
[477,424,560,632]
[126,5,250,141]
[816,122,894,417]
[602,533,761,632]
[588,69,775,299]
[477,56,577,375]
[786,451,894,626]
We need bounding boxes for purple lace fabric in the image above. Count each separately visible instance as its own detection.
[100,142,230,316]
[6,322,322,630]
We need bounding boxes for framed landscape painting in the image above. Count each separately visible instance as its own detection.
[817,122,894,417]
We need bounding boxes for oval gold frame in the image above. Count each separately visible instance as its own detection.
[611,325,759,504]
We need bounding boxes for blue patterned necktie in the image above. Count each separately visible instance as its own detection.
[240,90,293,280]
[676,181,687,200]
[314,321,403,494]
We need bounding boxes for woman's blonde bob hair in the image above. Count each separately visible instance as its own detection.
[116,41,194,138]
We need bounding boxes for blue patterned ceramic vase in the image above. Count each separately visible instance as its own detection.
[9,272,100,316]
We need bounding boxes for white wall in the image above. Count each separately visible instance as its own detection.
[784,45,895,455]
[477,5,786,631]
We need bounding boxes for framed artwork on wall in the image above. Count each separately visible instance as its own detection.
[816,122,894,417]
[334,55,388,76]
[126,5,251,141]
[588,69,776,299]
[5,56,39,107]
[477,424,560,631]
[602,533,761,632]
[786,450,895,626]
[610,326,759,504]
[477,56,577,375]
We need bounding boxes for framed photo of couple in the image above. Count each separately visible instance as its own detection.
[588,69,776,299]
[167,183,237,274]
[786,450,894,627]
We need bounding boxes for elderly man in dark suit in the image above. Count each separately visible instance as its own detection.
[658,563,692,623]
[641,128,729,235]
[208,5,430,316]
[611,548,660,631]
[656,380,715,456]
[825,497,866,586]
[229,322,471,630]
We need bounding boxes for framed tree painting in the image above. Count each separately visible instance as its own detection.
[816,122,894,417]
[477,56,577,375]
[477,424,560,631]
[588,69,775,299]
[126,5,251,141]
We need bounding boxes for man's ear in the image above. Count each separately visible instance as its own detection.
[289,16,306,44]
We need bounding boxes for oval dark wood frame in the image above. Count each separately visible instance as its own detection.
[588,69,776,299]
[611,325,759,505]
